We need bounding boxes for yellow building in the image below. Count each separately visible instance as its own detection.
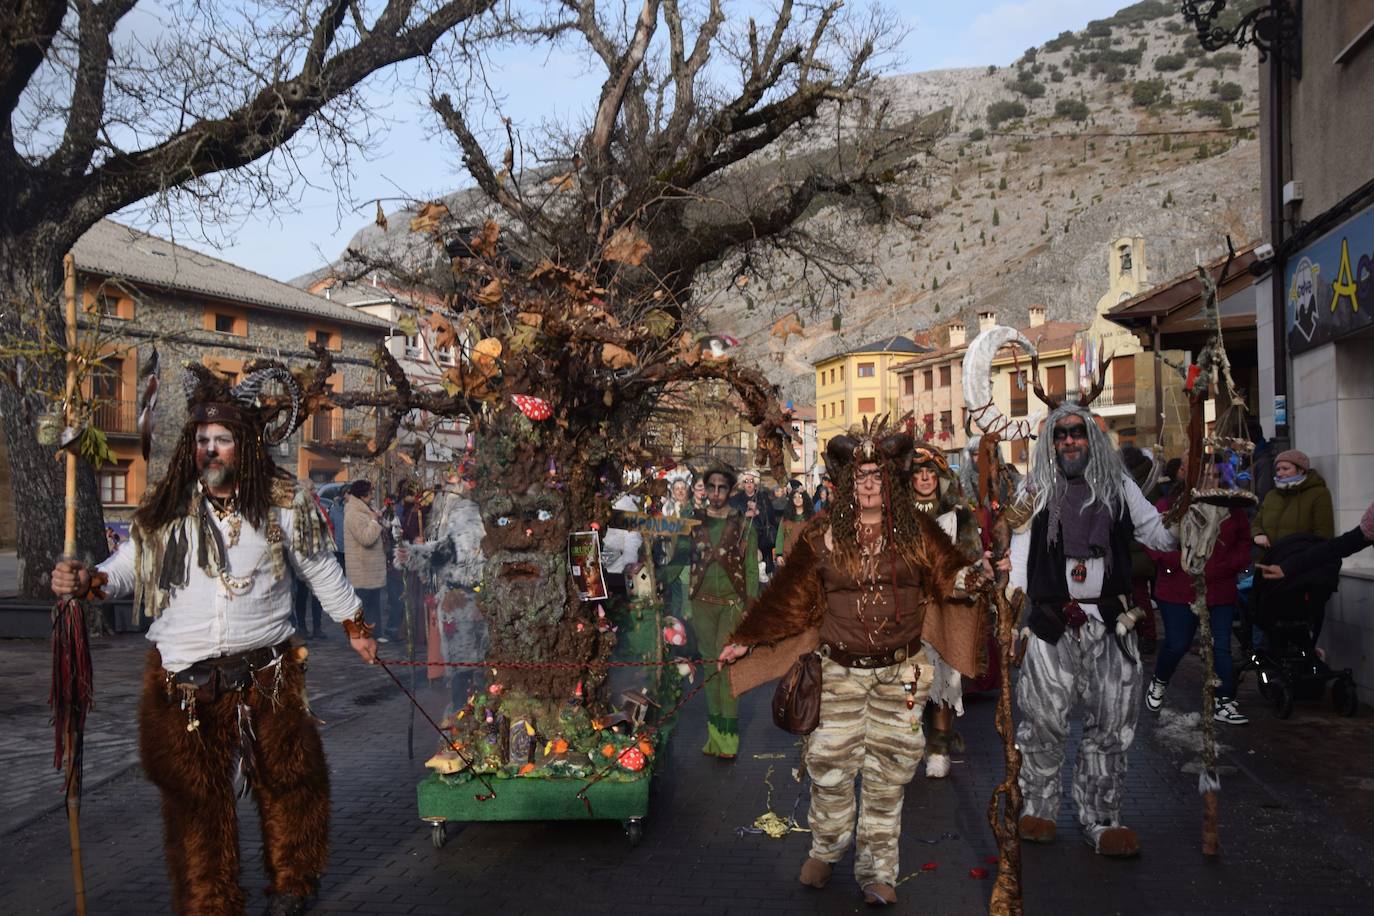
[814,336,931,453]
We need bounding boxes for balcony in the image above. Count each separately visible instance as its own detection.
[303,409,371,446]
[91,399,137,436]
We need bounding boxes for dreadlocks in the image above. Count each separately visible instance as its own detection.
[826,437,950,582]
[133,420,285,534]
[1024,403,1127,522]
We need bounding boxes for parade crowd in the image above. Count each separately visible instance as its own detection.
[47,364,1374,915]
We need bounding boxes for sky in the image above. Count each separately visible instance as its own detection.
[113,0,1132,283]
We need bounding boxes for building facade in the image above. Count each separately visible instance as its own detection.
[813,335,931,453]
[67,220,388,523]
[1250,2,1374,700]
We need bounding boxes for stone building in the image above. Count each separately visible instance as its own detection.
[64,220,389,524]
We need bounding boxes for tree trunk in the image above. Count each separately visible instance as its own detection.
[0,255,110,597]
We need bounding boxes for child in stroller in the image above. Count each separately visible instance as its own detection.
[1239,532,1358,718]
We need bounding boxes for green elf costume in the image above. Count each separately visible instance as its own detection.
[687,463,759,758]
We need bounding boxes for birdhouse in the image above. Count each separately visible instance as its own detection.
[1193,401,1258,509]
[620,689,660,729]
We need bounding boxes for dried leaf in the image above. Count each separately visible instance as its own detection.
[396,314,419,338]
[508,323,539,353]
[516,311,543,328]
[601,343,638,369]
[642,308,674,339]
[429,312,457,351]
[603,225,653,266]
[476,279,504,307]
[770,313,805,343]
[470,220,500,259]
[546,172,575,192]
[409,201,450,236]
[374,201,388,231]
[441,367,463,396]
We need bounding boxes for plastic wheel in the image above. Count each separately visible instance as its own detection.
[623,818,644,846]
[1333,678,1359,718]
[1271,683,1294,720]
[430,822,447,849]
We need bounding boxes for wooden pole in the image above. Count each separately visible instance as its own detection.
[62,253,89,915]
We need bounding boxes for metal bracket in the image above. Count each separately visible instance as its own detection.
[1182,0,1302,76]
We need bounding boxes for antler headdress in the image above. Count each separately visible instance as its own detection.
[181,360,306,445]
[825,413,913,476]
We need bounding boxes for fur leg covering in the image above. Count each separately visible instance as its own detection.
[250,656,331,898]
[139,651,246,916]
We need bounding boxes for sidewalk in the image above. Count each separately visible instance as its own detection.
[2,632,1372,914]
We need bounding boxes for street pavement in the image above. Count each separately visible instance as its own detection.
[2,629,1373,915]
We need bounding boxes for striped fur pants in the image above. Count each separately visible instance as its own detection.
[1015,619,1141,827]
[804,652,933,887]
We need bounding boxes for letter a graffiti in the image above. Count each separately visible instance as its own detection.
[1330,236,1360,313]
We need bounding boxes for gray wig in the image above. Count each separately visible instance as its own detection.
[1024,403,1128,520]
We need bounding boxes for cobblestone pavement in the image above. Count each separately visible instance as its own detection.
[2,634,1373,915]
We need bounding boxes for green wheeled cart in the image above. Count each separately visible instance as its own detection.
[417,596,677,848]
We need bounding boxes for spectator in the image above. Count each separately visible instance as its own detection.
[812,477,832,514]
[1257,497,1374,582]
[773,485,813,567]
[691,477,708,512]
[344,479,389,643]
[731,471,777,573]
[1120,446,1160,652]
[1144,462,1254,725]
[1252,449,1334,550]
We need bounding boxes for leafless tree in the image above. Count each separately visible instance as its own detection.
[0,0,496,596]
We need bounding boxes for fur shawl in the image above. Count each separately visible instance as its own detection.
[727,510,983,696]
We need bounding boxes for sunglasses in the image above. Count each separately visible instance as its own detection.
[1052,424,1089,442]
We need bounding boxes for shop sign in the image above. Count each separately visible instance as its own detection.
[1285,203,1374,354]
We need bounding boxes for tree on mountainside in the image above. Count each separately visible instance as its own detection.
[0,0,497,597]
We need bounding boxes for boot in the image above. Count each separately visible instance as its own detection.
[1019,815,1057,843]
[799,857,833,888]
[1082,821,1141,857]
[862,883,897,906]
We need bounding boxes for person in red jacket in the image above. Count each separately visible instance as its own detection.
[1143,479,1253,725]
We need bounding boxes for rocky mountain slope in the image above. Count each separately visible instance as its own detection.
[707,0,1263,400]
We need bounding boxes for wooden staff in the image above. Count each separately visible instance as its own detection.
[60,253,89,916]
[977,431,1023,916]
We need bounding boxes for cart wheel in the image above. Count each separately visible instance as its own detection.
[623,818,644,846]
[1332,677,1359,718]
[430,822,447,849]
[1271,683,1294,720]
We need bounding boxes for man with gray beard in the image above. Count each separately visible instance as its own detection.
[1008,404,1177,857]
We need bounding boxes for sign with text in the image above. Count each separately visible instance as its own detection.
[568,531,608,602]
[1285,203,1374,354]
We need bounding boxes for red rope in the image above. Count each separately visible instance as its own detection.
[376,656,725,670]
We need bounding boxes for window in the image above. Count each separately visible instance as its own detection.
[821,404,827,419]
[1111,355,1135,403]
[839,365,844,381]
[857,362,876,378]
[97,462,129,505]
[923,369,934,391]
[903,375,914,396]
[1119,246,1132,274]
[858,397,876,413]
[1047,365,1066,399]
[404,333,423,359]
[437,346,456,366]
[940,410,953,438]
[939,365,951,387]
[214,313,236,333]
[1011,370,1028,417]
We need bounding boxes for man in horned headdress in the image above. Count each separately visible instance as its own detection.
[1009,398,1177,857]
[51,363,376,916]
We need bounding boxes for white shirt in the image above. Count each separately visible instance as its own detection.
[1009,474,1178,622]
[99,503,361,672]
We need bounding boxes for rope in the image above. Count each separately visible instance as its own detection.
[374,657,499,802]
[50,597,93,801]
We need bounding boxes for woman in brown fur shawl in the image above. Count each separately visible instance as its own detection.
[720,420,992,907]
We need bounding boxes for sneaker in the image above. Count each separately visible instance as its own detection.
[1214,698,1249,725]
[925,752,951,779]
[1145,678,1167,712]
[376,635,390,644]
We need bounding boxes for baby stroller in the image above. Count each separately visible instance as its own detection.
[1238,533,1358,718]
